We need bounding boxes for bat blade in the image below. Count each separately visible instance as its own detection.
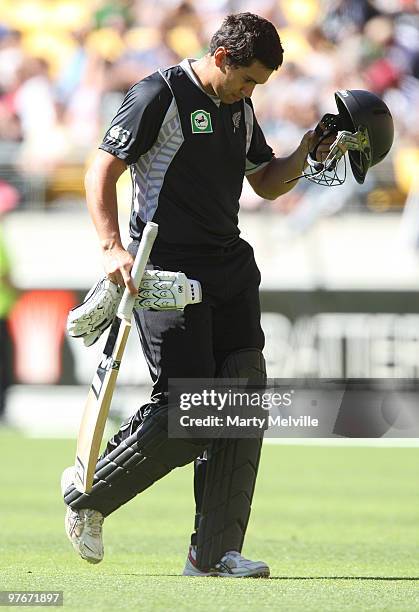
[74,317,131,493]
[73,221,158,494]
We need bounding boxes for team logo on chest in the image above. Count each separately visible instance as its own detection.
[191,109,213,134]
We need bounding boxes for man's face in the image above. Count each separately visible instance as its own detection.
[213,52,274,104]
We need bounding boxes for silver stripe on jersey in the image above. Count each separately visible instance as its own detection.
[244,100,255,172]
[130,95,184,222]
[243,100,271,176]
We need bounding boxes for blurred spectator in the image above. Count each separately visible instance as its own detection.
[93,0,135,32]
[0,96,22,143]
[321,0,379,43]
[13,58,56,143]
[12,57,61,174]
[56,28,91,105]
[0,29,24,144]
[64,74,103,154]
[102,1,206,94]
[0,29,24,93]
[160,1,206,59]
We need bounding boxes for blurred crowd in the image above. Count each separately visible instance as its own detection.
[0,0,418,213]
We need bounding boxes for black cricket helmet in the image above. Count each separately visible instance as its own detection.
[288,89,395,187]
[334,89,394,184]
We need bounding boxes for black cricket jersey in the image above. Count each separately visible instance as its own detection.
[99,59,274,247]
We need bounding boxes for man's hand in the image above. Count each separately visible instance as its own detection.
[102,245,136,295]
[302,129,339,164]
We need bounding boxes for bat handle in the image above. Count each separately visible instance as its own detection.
[117,221,158,319]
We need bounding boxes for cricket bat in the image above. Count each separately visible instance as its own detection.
[74,222,158,493]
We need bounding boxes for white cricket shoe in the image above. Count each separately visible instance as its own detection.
[183,545,270,578]
[61,467,104,564]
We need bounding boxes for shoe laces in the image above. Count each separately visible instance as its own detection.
[84,510,104,537]
[218,551,243,570]
[222,550,242,562]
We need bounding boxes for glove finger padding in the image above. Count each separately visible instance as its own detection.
[137,270,201,310]
[67,270,202,347]
[67,278,121,347]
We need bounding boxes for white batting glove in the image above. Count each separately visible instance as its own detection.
[67,270,202,347]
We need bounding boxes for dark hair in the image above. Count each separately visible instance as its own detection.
[209,12,284,71]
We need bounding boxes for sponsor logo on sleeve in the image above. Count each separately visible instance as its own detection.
[106,125,131,147]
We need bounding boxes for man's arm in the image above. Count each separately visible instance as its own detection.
[247,130,334,200]
[84,150,137,295]
[84,76,172,294]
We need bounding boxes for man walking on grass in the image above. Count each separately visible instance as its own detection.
[61,12,333,577]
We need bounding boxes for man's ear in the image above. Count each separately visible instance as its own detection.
[213,47,228,70]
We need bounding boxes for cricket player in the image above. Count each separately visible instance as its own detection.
[62,12,335,577]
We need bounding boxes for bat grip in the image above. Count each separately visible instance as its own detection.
[117,221,158,319]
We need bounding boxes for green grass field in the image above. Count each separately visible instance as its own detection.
[1,430,418,611]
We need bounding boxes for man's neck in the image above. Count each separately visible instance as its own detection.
[189,56,216,97]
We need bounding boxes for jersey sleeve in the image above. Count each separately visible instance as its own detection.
[244,99,274,176]
[99,72,173,165]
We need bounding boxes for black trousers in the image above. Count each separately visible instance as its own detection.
[104,238,264,443]
[99,238,265,525]
[138,238,264,398]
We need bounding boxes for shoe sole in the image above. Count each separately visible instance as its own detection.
[183,566,270,578]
